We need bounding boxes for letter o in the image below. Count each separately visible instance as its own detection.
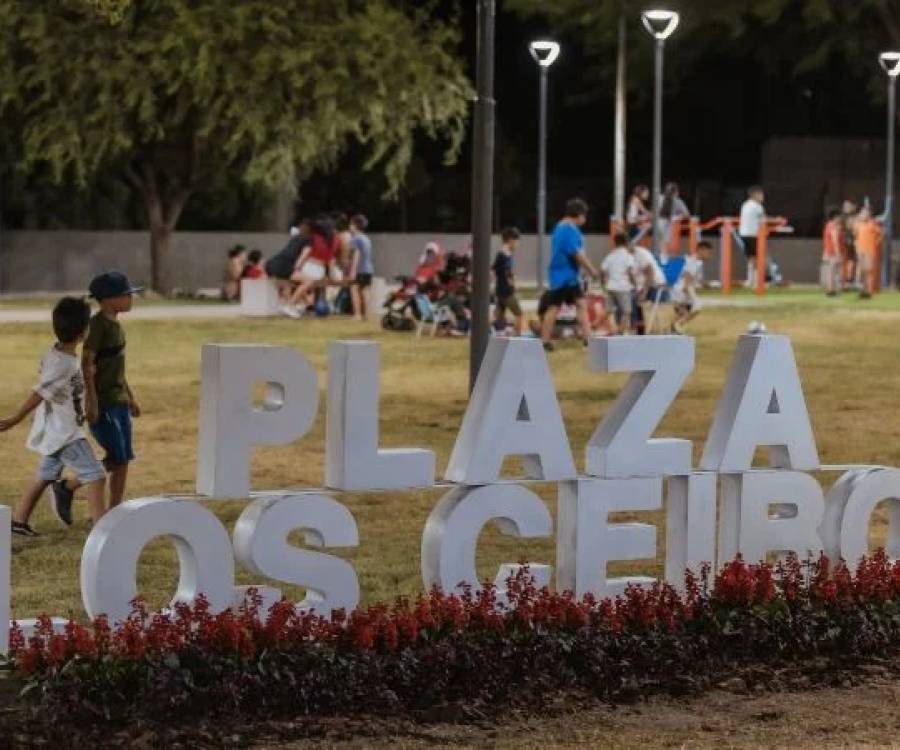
[823,468,900,570]
[80,498,235,624]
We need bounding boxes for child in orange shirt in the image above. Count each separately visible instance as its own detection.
[853,207,881,299]
[822,208,843,297]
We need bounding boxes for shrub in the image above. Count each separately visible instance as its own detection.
[7,551,900,722]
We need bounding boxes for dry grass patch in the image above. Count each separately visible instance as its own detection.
[1,301,899,619]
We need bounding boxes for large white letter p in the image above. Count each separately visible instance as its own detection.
[196,344,318,498]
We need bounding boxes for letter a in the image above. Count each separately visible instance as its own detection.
[445,337,576,484]
[701,335,819,472]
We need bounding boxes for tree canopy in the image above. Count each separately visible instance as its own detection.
[0,1,472,290]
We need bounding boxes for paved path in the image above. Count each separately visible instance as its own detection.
[0,293,779,324]
[0,304,244,324]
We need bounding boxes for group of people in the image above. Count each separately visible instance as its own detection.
[1,272,142,537]
[821,199,883,298]
[626,182,691,250]
[491,198,709,349]
[221,213,374,320]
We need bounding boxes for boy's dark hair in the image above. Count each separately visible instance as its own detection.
[748,184,763,197]
[53,297,91,344]
[565,197,589,218]
[613,231,628,246]
[501,226,520,243]
[333,213,350,232]
[248,249,263,264]
[696,240,713,250]
[228,245,246,258]
[351,214,369,231]
[827,207,841,221]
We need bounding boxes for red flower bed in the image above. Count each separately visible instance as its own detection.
[7,552,900,722]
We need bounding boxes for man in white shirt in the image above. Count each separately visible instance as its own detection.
[739,185,766,287]
[600,233,637,334]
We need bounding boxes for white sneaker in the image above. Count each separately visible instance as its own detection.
[279,304,301,319]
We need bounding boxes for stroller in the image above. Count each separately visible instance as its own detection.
[381,242,452,332]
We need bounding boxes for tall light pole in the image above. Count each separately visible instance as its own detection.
[641,9,679,256]
[879,51,900,289]
[469,0,496,392]
[529,40,560,292]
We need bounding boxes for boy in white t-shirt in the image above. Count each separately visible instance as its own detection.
[600,233,637,334]
[0,297,106,537]
[672,241,712,333]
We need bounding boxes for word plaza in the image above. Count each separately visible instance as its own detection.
[2,334,898,652]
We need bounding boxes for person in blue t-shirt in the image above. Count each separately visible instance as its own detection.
[541,198,600,351]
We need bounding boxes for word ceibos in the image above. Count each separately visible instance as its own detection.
[3,335,898,653]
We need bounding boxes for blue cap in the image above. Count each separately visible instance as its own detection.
[88,271,143,301]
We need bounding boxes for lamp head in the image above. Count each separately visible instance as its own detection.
[641,9,680,40]
[529,40,561,68]
[879,51,900,78]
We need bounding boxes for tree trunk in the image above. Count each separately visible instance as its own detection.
[149,220,171,294]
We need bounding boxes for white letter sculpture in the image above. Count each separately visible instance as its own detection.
[665,473,717,589]
[196,344,318,498]
[718,471,825,564]
[701,335,819,472]
[233,494,360,615]
[326,341,434,490]
[557,478,662,598]
[80,498,235,624]
[587,336,694,477]
[445,337,575,483]
[421,484,552,603]
[820,468,900,571]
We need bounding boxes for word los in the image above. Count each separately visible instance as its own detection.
[2,335,899,655]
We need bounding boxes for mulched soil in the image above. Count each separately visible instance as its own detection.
[1,656,898,749]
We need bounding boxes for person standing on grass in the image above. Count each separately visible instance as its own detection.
[822,208,843,297]
[348,214,374,321]
[84,271,143,510]
[541,198,601,351]
[0,297,106,536]
[600,233,637,335]
[739,185,766,288]
[492,226,526,336]
[853,206,881,300]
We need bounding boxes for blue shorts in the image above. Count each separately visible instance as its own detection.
[37,438,106,484]
[90,404,135,465]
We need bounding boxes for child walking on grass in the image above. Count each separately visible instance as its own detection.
[84,271,142,509]
[0,297,106,536]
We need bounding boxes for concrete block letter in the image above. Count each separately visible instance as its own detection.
[445,337,575,483]
[196,344,319,498]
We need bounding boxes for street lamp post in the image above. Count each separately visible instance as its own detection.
[529,40,560,292]
[469,0,496,392]
[641,10,679,256]
[879,51,900,290]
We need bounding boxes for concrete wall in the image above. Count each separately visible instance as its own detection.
[0,230,896,293]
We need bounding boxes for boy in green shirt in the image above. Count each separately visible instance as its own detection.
[82,272,142,509]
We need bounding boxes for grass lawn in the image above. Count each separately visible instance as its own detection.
[1,295,900,622]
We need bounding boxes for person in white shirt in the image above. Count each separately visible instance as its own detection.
[630,244,667,334]
[672,241,712,333]
[601,233,638,334]
[739,185,766,287]
[0,297,107,537]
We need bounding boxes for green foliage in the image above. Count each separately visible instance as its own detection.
[1,0,470,195]
[0,0,472,287]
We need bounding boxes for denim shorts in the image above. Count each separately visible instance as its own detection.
[37,438,106,484]
[90,404,135,465]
